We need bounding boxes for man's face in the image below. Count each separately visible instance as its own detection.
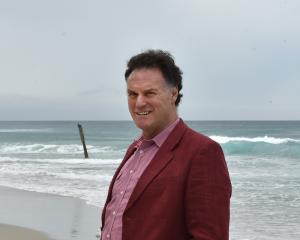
[127,68,178,139]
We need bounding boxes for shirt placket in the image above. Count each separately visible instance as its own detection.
[105,147,143,239]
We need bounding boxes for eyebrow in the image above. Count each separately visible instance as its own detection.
[127,88,158,93]
[144,88,157,92]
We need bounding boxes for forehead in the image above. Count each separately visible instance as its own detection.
[127,68,168,89]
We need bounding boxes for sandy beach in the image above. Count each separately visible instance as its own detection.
[0,223,50,240]
[0,186,101,240]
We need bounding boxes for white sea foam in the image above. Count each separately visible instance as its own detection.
[0,155,117,207]
[51,172,111,181]
[210,135,300,144]
[0,143,125,154]
[0,128,53,133]
[0,168,112,182]
[0,156,122,165]
[0,182,108,207]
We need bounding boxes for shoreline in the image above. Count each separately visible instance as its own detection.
[0,223,50,240]
[0,186,101,240]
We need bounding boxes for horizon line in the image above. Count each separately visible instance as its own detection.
[0,119,299,122]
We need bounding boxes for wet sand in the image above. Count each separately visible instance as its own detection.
[0,223,50,240]
[0,186,101,240]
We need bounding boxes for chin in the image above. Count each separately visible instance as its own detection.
[135,121,149,130]
[133,118,151,131]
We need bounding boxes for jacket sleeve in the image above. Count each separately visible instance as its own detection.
[185,141,232,240]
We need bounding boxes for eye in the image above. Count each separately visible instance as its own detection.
[128,91,137,98]
[145,91,156,97]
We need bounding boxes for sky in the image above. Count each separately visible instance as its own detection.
[1,0,299,120]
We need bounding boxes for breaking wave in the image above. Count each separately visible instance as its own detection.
[210,135,300,144]
[210,135,300,157]
[0,143,124,155]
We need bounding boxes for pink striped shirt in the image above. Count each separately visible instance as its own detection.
[101,118,179,240]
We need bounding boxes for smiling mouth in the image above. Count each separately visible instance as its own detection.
[136,111,151,116]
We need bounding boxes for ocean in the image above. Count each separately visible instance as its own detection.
[0,121,299,239]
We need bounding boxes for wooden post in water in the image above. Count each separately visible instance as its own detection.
[78,123,89,158]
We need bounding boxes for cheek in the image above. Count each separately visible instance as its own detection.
[128,99,134,108]
[128,103,135,115]
[161,95,173,106]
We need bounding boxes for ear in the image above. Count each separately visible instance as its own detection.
[171,86,179,104]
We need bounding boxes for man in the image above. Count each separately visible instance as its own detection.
[101,50,231,240]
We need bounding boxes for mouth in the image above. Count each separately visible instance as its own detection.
[136,111,151,116]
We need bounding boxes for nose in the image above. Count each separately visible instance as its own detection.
[136,95,146,108]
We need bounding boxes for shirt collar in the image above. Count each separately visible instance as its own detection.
[134,118,180,148]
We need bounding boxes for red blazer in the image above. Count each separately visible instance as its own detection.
[101,119,232,240]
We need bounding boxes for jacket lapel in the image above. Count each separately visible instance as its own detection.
[125,119,187,210]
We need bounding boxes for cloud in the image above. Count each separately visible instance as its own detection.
[1,0,299,120]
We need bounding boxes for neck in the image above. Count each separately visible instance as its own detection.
[142,114,178,140]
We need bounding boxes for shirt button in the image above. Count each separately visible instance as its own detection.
[113,211,116,215]
[129,170,134,174]
[140,150,144,154]
[106,234,110,238]
[120,191,124,194]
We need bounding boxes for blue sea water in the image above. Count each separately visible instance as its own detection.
[0,121,299,240]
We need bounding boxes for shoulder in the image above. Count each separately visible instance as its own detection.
[181,123,221,152]
[180,123,230,183]
[165,119,222,154]
[170,121,225,166]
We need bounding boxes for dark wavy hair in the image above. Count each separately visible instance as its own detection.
[124,49,183,106]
